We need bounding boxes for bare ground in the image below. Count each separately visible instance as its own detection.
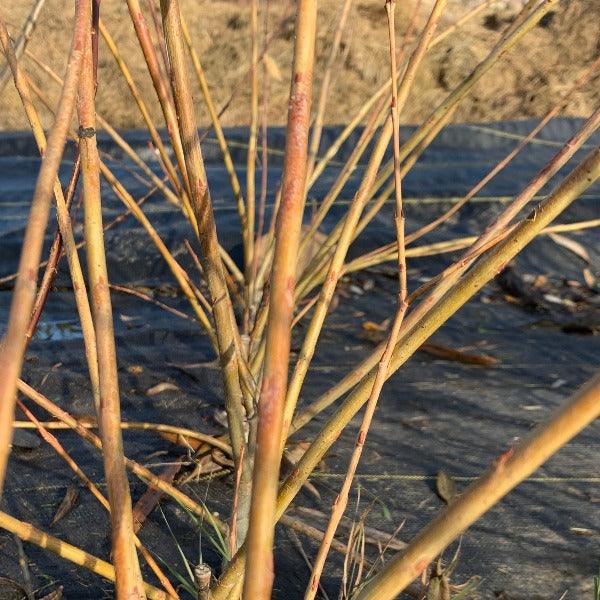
[0,0,599,131]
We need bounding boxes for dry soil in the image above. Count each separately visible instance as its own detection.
[0,0,599,130]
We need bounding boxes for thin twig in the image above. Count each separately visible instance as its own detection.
[17,378,228,533]
[303,2,412,594]
[306,0,354,179]
[245,0,259,288]
[0,0,46,92]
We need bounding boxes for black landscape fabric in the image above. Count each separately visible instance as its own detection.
[0,119,599,599]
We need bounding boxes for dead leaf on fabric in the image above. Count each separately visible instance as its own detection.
[146,382,180,395]
[436,470,457,505]
[50,485,79,527]
[548,233,591,264]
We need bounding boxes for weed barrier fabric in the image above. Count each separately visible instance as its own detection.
[0,119,598,598]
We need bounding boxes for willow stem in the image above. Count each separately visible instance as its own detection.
[282,0,448,449]
[0,20,100,412]
[0,0,90,498]
[16,399,179,599]
[0,509,169,599]
[78,17,146,597]
[159,0,252,546]
[243,1,317,597]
